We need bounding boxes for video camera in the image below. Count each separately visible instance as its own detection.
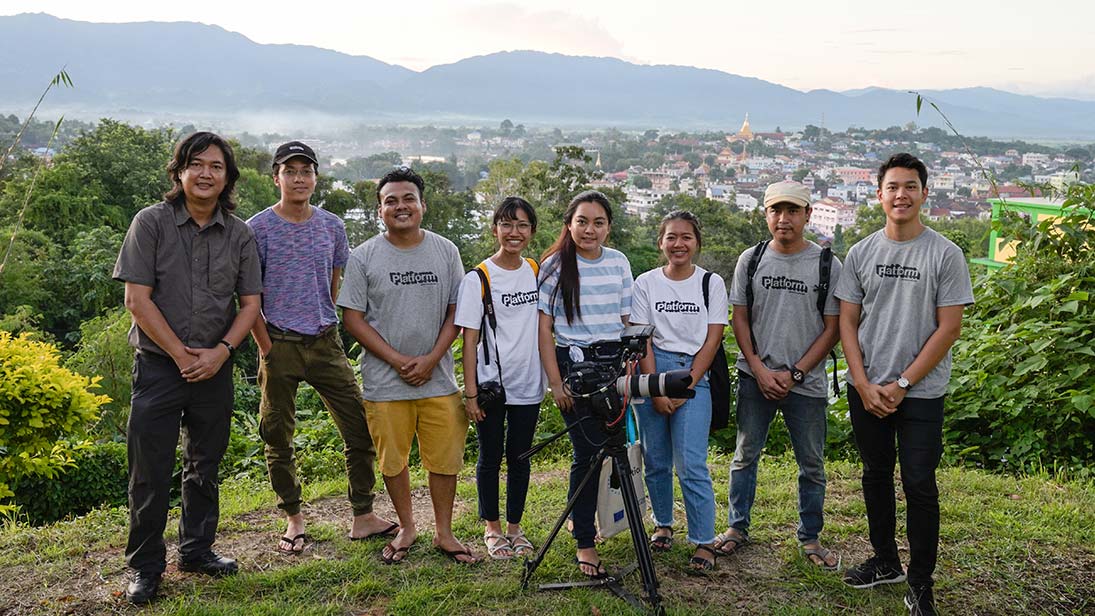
[563,326,694,428]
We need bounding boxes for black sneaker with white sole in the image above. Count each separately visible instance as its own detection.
[842,555,907,588]
[905,585,937,616]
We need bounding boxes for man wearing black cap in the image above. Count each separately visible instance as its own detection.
[247,141,398,555]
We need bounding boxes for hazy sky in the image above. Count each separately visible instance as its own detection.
[7,0,1095,99]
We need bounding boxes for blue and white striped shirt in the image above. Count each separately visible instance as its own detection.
[538,247,633,347]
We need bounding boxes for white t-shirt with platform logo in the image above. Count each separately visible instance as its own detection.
[630,266,729,355]
[454,258,546,405]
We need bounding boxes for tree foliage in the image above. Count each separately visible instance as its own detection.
[644,194,768,283]
[945,182,1095,477]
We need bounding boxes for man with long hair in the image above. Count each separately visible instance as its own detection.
[113,132,262,604]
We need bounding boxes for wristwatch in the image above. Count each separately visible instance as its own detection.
[897,376,911,390]
[790,366,805,384]
[219,339,236,357]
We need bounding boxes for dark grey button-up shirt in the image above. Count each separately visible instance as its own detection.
[113,200,263,357]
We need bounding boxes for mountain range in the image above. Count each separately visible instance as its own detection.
[4,13,1094,139]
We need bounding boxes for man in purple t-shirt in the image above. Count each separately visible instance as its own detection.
[248,141,397,554]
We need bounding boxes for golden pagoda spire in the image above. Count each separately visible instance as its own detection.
[739,113,753,140]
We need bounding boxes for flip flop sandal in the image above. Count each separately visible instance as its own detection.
[351,522,400,541]
[649,526,674,552]
[506,531,535,557]
[436,545,480,564]
[575,558,608,580]
[484,531,514,560]
[689,544,719,572]
[380,542,411,565]
[276,533,307,554]
[802,545,841,571]
[713,530,749,555]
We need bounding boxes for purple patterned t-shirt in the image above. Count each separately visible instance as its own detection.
[247,206,350,335]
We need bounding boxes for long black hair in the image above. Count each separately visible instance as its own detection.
[540,190,613,324]
[164,131,240,211]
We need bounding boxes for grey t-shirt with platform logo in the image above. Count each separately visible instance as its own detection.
[336,231,463,402]
[834,227,974,399]
[729,241,842,399]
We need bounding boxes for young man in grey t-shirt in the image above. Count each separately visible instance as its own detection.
[717,181,842,571]
[835,153,973,616]
[337,167,478,565]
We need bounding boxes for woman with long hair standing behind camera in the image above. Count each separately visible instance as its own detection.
[455,197,546,561]
[630,211,726,570]
[537,190,633,579]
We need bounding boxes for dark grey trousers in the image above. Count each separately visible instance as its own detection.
[125,351,233,574]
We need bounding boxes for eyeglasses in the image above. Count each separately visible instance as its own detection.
[280,168,316,179]
[497,221,533,233]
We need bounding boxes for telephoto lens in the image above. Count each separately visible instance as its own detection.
[615,369,695,399]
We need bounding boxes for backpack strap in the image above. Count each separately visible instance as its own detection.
[817,247,832,317]
[472,263,498,365]
[702,271,712,308]
[525,257,539,278]
[817,247,841,396]
[744,240,769,355]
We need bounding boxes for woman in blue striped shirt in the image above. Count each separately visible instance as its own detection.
[537,190,633,579]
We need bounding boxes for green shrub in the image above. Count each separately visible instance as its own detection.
[0,331,110,513]
[65,307,132,439]
[946,183,1095,478]
[12,441,127,525]
[224,376,346,481]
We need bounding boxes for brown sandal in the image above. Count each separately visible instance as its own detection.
[713,529,749,555]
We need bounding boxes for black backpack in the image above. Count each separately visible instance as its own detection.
[702,272,732,433]
[744,241,840,396]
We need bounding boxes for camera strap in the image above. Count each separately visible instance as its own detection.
[746,242,840,396]
[473,265,502,380]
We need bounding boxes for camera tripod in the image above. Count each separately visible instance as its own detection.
[519,414,665,616]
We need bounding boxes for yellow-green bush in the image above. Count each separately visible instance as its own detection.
[0,331,110,513]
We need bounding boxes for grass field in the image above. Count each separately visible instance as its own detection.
[1,453,1092,615]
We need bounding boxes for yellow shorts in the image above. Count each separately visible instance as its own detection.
[364,393,469,477]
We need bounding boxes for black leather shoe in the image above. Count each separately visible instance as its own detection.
[125,571,161,605]
[178,551,239,577]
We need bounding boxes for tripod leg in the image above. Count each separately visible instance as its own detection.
[614,449,664,613]
[522,448,609,589]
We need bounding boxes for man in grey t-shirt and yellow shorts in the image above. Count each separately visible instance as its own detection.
[337,167,478,565]
[836,153,974,616]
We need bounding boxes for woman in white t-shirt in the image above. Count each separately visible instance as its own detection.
[454,197,546,561]
[631,210,727,570]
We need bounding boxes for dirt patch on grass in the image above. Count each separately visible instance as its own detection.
[0,486,463,615]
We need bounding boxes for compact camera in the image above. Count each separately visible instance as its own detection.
[476,379,506,413]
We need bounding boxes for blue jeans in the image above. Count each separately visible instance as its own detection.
[635,346,716,545]
[728,371,828,543]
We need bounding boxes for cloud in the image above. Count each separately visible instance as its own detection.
[842,27,902,35]
[445,3,638,62]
